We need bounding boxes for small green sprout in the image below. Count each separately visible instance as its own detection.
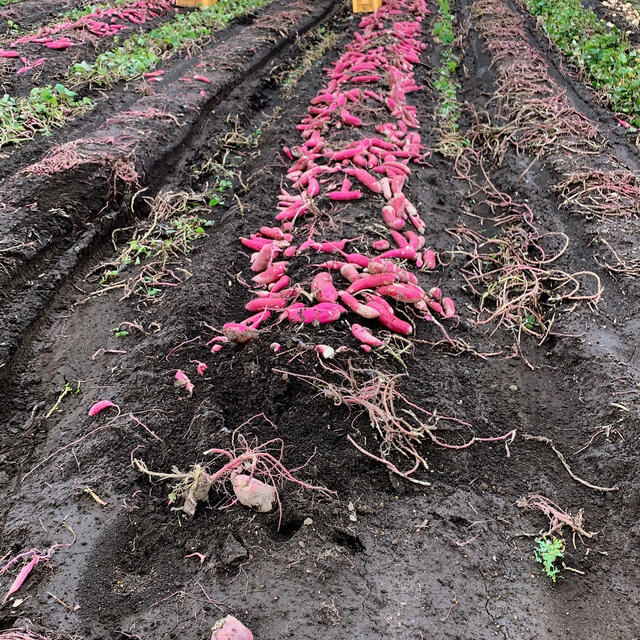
[534,536,564,582]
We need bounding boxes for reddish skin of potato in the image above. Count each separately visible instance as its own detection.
[89,400,115,416]
[327,190,362,201]
[378,246,417,260]
[340,263,361,283]
[442,297,456,318]
[312,273,339,303]
[376,283,425,303]
[348,168,382,193]
[347,273,397,294]
[339,291,380,319]
[269,275,290,293]
[391,230,408,248]
[365,299,413,335]
[288,303,346,324]
[425,299,444,315]
[259,226,285,240]
[245,297,287,312]
[316,261,346,270]
[251,262,286,285]
[422,250,437,269]
[382,205,405,230]
[240,236,271,251]
[241,310,272,328]
[351,323,384,346]
[341,108,363,127]
[346,253,370,268]
[250,244,277,273]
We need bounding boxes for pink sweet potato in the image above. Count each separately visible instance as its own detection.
[441,297,456,318]
[89,400,116,416]
[339,291,380,319]
[347,273,397,294]
[365,299,413,335]
[376,283,425,303]
[351,323,384,346]
[288,303,345,324]
[311,272,339,303]
[340,263,361,283]
[327,190,362,201]
[244,297,287,312]
[174,370,194,396]
[211,615,253,640]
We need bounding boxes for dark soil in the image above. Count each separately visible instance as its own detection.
[0,0,638,639]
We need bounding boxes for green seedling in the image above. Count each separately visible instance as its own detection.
[534,536,564,582]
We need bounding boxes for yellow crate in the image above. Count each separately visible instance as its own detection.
[352,0,381,12]
[174,0,217,8]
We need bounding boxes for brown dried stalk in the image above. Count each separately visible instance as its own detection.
[553,169,640,220]
[596,237,640,278]
[447,223,602,344]
[276,363,515,485]
[517,494,596,539]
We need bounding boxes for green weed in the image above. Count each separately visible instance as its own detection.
[534,536,564,582]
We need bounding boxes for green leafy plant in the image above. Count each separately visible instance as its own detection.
[534,536,564,582]
[525,0,640,128]
[433,0,455,44]
[0,85,92,148]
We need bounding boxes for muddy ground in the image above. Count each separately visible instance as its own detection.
[0,0,638,638]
